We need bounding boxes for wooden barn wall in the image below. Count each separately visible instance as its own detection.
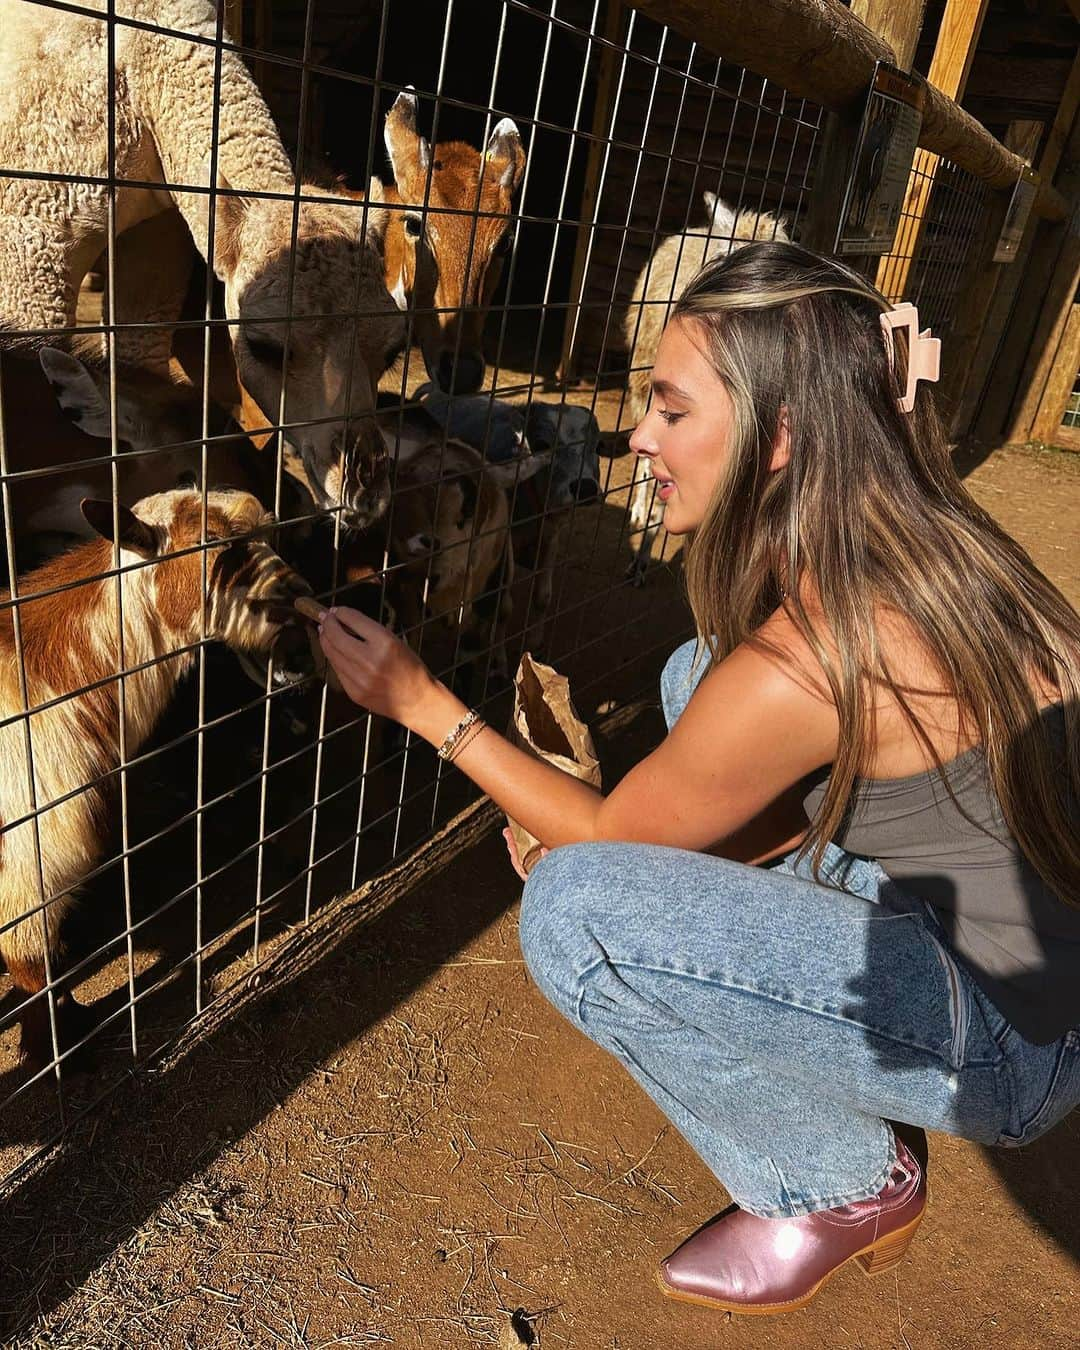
[572,15,822,377]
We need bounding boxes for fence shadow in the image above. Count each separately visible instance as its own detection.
[0,810,511,1338]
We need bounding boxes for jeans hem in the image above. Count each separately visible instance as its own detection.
[733,1125,898,1220]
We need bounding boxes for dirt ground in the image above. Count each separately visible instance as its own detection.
[2,438,1079,1348]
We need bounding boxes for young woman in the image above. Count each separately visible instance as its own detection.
[316,242,1080,1317]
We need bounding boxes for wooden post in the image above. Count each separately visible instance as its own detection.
[1006,225,1080,442]
[799,0,928,258]
[222,0,243,43]
[967,51,1080,442]
[854,0,928,70]
[1030,304,1080,444]
[558,0,626,382]
[876,0,989,299]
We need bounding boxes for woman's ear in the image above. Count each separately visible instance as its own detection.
[768,405,791,472]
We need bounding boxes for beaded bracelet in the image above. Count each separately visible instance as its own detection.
[450,717,487,761]
[436,707,485,762]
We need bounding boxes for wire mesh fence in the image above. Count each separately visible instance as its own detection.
[876,152,991,341]
[0,0,995,1189]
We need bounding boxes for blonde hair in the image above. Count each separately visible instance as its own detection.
[673,241,1080,902]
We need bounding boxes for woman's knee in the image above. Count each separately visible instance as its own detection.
[518,843,618,1014]
[660,638,705,730]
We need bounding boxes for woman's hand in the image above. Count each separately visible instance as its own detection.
[503,826,547,882]
[317,607,440,727]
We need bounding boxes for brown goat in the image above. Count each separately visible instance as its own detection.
[0,488,316,1067]
[380,410,525,688]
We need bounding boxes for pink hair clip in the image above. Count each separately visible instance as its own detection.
[879,303,941,414]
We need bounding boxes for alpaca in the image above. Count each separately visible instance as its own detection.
[371,88,526,394]
[0,0,405,531]
[622,193,789,583]
[0,487,317,1066]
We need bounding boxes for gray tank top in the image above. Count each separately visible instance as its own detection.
[802,703,1078,1044]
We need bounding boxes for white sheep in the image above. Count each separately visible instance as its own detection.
[622,192,789,583]
[0,0,404,530]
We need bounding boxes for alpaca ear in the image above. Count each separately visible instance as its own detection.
[39,347,112,438]
[212,171,247,278]
[705,192,737,242]
[484,118,526,194]
[80,500,161,557]
[384,87,430,193]
[363,178,389,245]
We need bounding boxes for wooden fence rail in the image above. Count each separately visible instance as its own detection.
[633,0,1068,220]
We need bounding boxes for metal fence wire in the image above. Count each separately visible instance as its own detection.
[0,0,987,1189]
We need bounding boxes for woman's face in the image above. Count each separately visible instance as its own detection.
[628,318,737,536]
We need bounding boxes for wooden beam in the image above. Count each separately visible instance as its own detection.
[876,0,989,298]
[962,47,1080,440]
[798,0,928,257]
[631,0,1067,216]
[1031,304,1080,442]
[1051,422,1080,453]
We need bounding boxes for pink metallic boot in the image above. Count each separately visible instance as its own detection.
[657,1136,927,1316]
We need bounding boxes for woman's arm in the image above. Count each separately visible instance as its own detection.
[317,607,837,853]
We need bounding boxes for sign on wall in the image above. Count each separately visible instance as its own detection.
[836,63,925,256]
[992,167,1040,263]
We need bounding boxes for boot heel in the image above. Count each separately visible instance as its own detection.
[855,1219,920,1276]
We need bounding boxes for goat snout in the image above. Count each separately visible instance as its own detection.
[435,349,485,396]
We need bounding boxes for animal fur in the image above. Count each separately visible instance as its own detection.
[0,487,314,1064]
[622,193,789,582]
[0,346,306,574]
[0,0,403,528]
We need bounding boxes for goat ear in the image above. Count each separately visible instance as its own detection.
[212,171,247,279]
[39,347,112,438]
[80,499,160,558]
[384,88,430,191]
[482,453,549,491]
[484,118,525,194]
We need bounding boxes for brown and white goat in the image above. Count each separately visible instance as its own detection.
[0,488,316,1066]
[368,89,526,395]
[0,346,311,575]
[381,412,522,687]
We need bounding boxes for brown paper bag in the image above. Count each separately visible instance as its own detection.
[505,652,601,876]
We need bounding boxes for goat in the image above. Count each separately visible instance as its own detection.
[0,488,316,1067]
[0,346,311,576]
[622,193,789,582]
[378,409,529,692]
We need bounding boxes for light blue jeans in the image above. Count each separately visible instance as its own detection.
[519,639,1080,1218]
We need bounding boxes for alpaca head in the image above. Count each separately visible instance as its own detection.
[80,488,319,687]
[383,89,525,395]
[212,180,406,534]
[702,191,790,248]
